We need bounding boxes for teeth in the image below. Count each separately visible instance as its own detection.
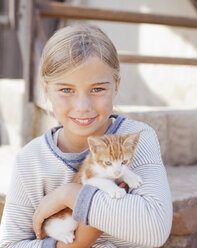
[76,119,89,123]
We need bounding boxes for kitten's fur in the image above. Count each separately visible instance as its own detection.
[39,133,142,244]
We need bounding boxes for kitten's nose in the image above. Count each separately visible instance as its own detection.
[114,170,121,177]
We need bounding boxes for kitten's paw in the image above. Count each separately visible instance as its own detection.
[128,175,143,189]
[60,232,75,244]
[108,187,126,199]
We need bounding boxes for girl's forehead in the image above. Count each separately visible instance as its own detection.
[51,57,115,84]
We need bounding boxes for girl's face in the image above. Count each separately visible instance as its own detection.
[46,56,120,139]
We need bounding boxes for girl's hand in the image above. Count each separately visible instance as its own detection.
[33,185,67,238]
[33,183,82,239]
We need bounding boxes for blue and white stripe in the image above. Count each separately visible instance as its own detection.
[0,115,172,248]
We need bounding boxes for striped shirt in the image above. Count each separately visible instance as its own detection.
[0,115,172,248]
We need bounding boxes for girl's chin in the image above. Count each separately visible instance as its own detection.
[66,125,102,138]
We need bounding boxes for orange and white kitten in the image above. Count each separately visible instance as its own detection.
[40,133,142,244]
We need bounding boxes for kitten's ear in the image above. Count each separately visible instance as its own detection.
[87,136,106,154]
[123,133,140,151]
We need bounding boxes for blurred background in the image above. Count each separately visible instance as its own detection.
[0,0,197,246]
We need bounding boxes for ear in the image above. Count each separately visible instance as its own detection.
[123,132,140,153]
[87,136,106,154]
[115,77,121,93]
[114,77,121,97]
[42,82,49,95]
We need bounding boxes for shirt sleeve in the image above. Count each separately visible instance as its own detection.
[72,126,173,247]
[0,162,56,248]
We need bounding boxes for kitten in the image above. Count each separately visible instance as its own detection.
[39,133,142,244]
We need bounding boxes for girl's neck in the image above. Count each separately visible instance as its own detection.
[57,118,112,154]
[57,129,88,153]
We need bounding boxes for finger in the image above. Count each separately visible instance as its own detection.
[34,221,42,239]
[34,218,42,237]
[33,219,41,238]
[33,211,43,238]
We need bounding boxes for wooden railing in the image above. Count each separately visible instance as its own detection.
[38,1,197,28]
[37,1,197,66]
[12,0,197,101]
[0,15,10,28]
[0,0,17,29]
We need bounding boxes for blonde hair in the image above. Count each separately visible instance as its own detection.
[39,24,120,85]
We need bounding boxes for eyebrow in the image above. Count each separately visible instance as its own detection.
[93,82,111,86]
[54,81,111,86]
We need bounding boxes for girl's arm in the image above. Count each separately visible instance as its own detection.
[56,183,127,248]
[33,183,104,248]
[1,166,103,248]
[33,183,82,238]
[33,183,127,248]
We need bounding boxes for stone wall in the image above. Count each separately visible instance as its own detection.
[0,194,5,223]
[163,165,197,248]
[114,105,197,166]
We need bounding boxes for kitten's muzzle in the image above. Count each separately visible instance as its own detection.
[114,170,121,177]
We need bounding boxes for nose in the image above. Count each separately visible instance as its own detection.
[114,170,121,177]
[75,93,92,113]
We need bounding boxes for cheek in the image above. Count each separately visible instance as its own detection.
[50,95,71,111]
[49,98,74,123]
[105,166,114,175]
[94,95,113,112]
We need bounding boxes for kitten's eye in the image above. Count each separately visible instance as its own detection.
[121,160,128,165]
[104,161,112,166]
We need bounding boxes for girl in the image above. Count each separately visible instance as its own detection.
[0,24,172,248]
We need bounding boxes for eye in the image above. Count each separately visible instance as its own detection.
[104,161,112,166]
[121,160,128,165]
[91,88,105,93]
[61,88,73,93]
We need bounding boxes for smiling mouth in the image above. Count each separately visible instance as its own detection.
[70,117,97,126]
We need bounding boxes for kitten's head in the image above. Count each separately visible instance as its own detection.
[87,133,140,178]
